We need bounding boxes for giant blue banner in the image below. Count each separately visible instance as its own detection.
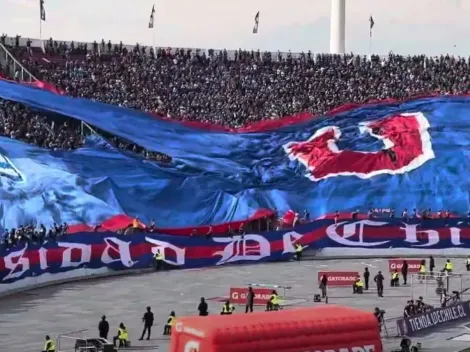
[2,218,470,285]
[1,80,470,230]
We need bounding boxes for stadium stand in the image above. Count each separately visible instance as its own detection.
[2,35,470,130]
[0,35,468,236]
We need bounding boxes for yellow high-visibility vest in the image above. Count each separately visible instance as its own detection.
[44,339,56,352]
[222,304,234,313]
[167,316,175,326]
[118,328,128,341]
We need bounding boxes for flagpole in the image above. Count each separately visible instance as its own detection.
[153,27,156,54]
[39,15,42,39]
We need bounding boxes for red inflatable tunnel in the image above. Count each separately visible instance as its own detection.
[169,305,382,352]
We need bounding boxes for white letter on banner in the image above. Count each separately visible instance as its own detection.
[212,234,271,265]
[38,247,49,270]
[401,223,439,247]
[3,246,30,281]
[101,237,135,267]
[145,237,186,266]
[282,231,303,254]
[450,227,463,246]
[58,242,91,268]
[326,220,390,247]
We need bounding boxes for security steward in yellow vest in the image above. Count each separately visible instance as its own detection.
[445,260,453,273]
[266,290,280,311]
[295,243,303,261]
[221,300,235,315]
[42,335,56,352]
[419,262,426,280]
[466,256,470,271]
[390,270,399,287]
[163,311,176,335]
[353,277,364,294]
[113,323,129,348]
[154,250,164,271]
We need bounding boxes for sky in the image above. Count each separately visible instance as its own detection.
[1,0,469,56]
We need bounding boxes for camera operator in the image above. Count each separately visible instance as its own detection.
[374,307,385,332]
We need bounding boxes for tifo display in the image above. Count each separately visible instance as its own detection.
[2,219,470,287]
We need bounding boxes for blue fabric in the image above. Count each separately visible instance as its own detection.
[1,218,470,284]
[0,79,469,228]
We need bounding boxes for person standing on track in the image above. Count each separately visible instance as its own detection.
[198,297,209,316]
[401,260,408,285]
[139,306,154,340]
[98,315,109,340]
[430,256,435,277]
[363,267,370,290]
[245,286,254,313]
[374,271,384,297]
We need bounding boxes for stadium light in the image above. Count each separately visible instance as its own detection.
[329,0,346,54]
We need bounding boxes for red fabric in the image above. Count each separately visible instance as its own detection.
[282,210,295,227]
[31,80,65,95]
[67,208,275,236]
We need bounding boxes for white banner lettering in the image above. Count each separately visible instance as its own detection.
[282,231,303,254]
[401,223,439,247]
[213,234,271,265]
[3,246,29,281]
[58,242,91,268]
[145,237,186,266]
[101,237,135,267]
[326,220,390,247]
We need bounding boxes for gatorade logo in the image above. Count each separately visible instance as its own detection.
[229,287,273,304]
[317,271,359,287]
[184,341,200,352]
[388,259,422,273]
[175,322,184,333]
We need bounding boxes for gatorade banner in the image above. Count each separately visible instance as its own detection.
[229,287,273,304]
[388,259,422,273]
[317,271,359,287]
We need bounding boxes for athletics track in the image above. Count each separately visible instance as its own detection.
[1,258,470,352]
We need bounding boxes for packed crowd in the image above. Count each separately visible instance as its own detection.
[0,223,68,249]
[3,36,470,129]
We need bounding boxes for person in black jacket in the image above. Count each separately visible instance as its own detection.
[139,306,154,340]
[364,267,370,290]
[401,260,409,285]
[198,297,208,316]
[374,271,384,297]
[98,315,109,340]
[245,286,255,313]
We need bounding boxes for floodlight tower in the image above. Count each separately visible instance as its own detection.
[329,0,346,54]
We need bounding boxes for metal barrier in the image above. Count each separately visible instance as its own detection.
[57,329,89,352]
[0,42,37,82]
[248,282,292,299]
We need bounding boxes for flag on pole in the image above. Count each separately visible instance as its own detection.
[148,5,155,29]
[253,11,260,34]
[40,0,46,21]
[369,15,375,37]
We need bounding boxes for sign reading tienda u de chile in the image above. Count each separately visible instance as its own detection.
[397,301,470,336]
[2,218,470,285]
